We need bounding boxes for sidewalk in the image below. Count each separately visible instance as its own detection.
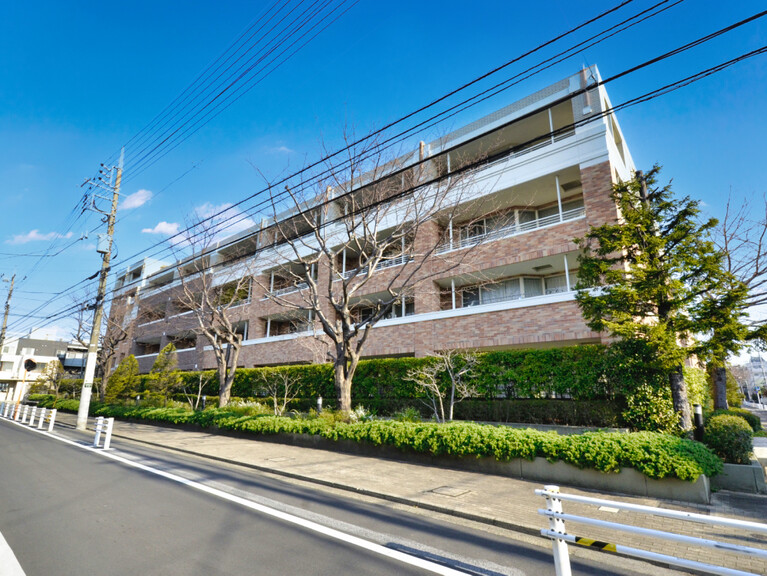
[52,411,767,575]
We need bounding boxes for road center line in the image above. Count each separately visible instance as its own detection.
[10,421,468,575]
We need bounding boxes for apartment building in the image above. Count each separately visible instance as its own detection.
[108,66,635,374]
[0,336,86,402]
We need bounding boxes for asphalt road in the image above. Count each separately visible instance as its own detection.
[0,419,671,576]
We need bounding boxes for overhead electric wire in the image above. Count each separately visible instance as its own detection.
[12,3,764,334]
[124,0,327,174]
[117,0,764,269]
[123,0,357,184]
[10,40,767,336]
[106,0,654,268]
[108,0,290,166]
[1,2,712,330]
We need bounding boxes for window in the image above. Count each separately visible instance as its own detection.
[462,287,480,307]
[482,278,521,304]
[545,274,569,294]
[523,277,544,297]
[170,335,196,350]
[538,205,559,219]
[562,198,584,212]
[459,222,485,241]
[269,319,308,336]
[353,297,414,323]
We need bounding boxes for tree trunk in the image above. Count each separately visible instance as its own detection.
[713,364,729,411]
[669,365,692,431]
[333,356,352,413]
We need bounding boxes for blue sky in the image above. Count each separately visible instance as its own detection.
[1,0,766,340]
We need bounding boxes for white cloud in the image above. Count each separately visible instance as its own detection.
[141,221,180,235]
[120,189,153,210]
[7,230,73,245]
[270,145,294,154]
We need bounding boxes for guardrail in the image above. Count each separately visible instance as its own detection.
[0,402,57,432]
[537,485,767,576]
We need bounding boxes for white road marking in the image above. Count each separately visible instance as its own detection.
[0,530,27,576]
[7,419,469,575]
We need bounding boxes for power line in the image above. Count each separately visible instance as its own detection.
[115,0,762,271]
[0,1,707,333]
[11,42,767,336]
[107,0,656,269]
[12,3,763,334]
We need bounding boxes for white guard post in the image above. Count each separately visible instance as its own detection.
[47,408,57,432]
[13,403,21,421]
[541,485,572,576]
[28,406,37,427]
[0,402,5,416]
[3,402,11,418]
[93,416,115,450]
[37,408,47,429]
[21,404,29,424]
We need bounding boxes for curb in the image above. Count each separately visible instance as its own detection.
[108,429,542,537]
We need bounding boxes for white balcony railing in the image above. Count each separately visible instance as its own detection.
[340,254,413,280]
[437,206,585,254]
[270,281,308,297]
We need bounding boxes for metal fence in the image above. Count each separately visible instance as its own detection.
[537,485,767,576]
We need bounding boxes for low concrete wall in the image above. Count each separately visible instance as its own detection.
[711,460,767,495]
[243,430,712,504]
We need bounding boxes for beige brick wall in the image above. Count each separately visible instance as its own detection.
[112,160,617,373]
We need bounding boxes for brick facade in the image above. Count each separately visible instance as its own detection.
[109,69,629,374]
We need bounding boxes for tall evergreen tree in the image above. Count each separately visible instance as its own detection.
[575,166,733,431]
[105,354,139,403]
[149,344,181,405]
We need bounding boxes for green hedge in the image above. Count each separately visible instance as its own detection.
[452,399,622,427]
[167,345,618,402]
[32,396,721,481]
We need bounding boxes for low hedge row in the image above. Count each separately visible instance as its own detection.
[32,396,721,482]
[711,408,762,433]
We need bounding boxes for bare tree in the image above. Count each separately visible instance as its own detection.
[405,350,479,422]
[182,372,211,410]
[711,193,767,409]
[257,371,300,416]
[173,220,255,407]
[259,131,487,412]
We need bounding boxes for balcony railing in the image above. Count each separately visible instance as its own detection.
[340,254,413,280]
[270,282,308,297]
[437,206,585,254]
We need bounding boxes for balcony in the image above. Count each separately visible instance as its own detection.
[340,254,413,280]
[270,282,308,297]
[437,205,585,254]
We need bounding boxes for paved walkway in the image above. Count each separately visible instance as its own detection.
[49,411,767,575]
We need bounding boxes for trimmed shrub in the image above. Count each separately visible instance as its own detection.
[711,408,762,433]
[44,398,723,481]
[703,414,753,465]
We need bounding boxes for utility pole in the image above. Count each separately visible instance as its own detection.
[76,149,123,431]
[0,273,15,351]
